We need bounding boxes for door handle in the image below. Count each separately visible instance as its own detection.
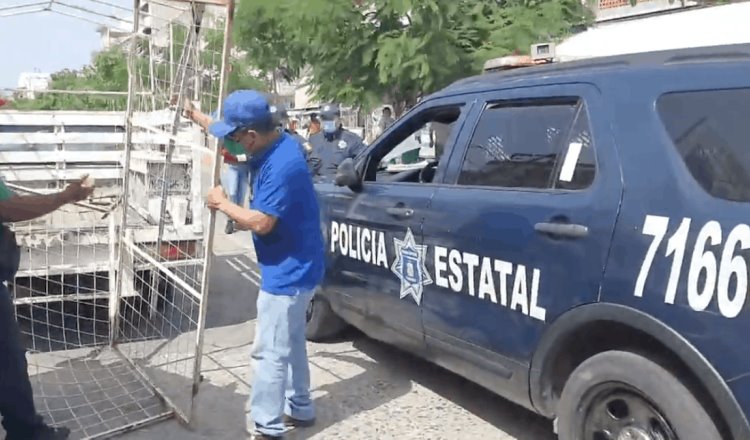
[534,222,589,238]
[386,206,414,218]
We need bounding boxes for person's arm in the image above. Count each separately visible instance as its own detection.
[182,98,212,132]
[0,177,94,223]
[207,163,294,235]
[217,202,276,235]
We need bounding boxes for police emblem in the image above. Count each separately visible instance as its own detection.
[391,228,432,305]
[338,140,348,149]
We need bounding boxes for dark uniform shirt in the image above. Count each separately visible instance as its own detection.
[284,129,308,155]
[307,128,366,178]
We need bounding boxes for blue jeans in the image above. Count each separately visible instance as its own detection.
[250,289,315,437]
[221,163,250,206]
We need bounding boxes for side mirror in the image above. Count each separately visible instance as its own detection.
[334,158,362,191]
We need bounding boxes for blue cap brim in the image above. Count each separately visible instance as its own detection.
[208,120,236,139]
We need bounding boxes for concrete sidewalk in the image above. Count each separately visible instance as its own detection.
[116,231,554,440]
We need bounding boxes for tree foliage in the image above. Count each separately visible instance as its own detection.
[235,0,591,114]
[11,49,130,111]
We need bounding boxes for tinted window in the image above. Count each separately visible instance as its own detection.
[658,89,750,202]
[457,99,595,190]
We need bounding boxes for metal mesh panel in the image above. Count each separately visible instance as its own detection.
[1,1,231,438]
[113,0,230,427]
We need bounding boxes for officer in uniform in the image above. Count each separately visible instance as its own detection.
[270,104,309,156]
[307,104,366,179]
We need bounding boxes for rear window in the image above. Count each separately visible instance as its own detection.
[658,88,750,202]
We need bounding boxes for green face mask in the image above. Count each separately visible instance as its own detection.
[0,180,14,201]
[223,139,246,156]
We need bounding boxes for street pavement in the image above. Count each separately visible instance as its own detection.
[4,158,556,439]
[118,211,556,440]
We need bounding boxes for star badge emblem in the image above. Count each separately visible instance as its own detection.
[391,228,432,305]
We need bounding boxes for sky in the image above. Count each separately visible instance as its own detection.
[0,0,131,91]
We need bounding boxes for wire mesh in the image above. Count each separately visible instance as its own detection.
[3,112,165,439]
[1,0,231,438]
[113,0,230,426]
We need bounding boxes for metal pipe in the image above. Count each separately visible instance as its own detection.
[0,7,47,18]
[148,3,204,320]
[83,0,132,12]
[191,0,235,421]
[110,0,142,348]
[0,88,144,96]
[0,2,49,12]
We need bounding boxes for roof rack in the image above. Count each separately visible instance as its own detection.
[482,42,556,73]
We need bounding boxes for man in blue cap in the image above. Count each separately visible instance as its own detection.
[205,90,324,440]
[306,103,366,179]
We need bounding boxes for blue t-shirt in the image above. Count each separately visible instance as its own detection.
[249,133,325,295]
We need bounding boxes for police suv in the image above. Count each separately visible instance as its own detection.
[305,43,750,440]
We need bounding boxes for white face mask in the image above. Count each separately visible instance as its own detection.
[322,120,337,133]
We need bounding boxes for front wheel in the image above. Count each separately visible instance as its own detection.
[557,350,722,440]
[305,291,348,342]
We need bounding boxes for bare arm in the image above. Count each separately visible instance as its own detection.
[186,107,213,132]
[217,200,277,235]
[182,98,213,132]
[0,193,70,223]
[0,178,93,223]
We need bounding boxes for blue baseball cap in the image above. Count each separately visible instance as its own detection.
[208,90,273,139]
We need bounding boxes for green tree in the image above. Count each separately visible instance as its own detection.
[234,0,591,115]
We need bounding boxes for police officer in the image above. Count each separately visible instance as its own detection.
[270,104,309,155]
[307,104,366,178]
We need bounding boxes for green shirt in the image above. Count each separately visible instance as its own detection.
[223,139,246,156]
[0,180,14,201]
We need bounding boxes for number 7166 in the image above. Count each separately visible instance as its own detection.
[634,215,750,319]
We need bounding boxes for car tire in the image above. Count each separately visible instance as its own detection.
[305,291,347,342]
[557,350,722,440]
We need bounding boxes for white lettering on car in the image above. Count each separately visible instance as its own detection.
[330,220,388,268]
[635,214,750,318]
[330,221,548,321]
[434,246,547,322]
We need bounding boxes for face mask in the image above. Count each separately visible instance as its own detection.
[322,120,337,134]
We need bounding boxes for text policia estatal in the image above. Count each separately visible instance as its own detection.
[330,221,547,322]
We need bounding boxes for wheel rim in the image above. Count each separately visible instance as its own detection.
[580,383,677,440]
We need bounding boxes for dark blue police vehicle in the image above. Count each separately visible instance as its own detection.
[305,43,750,440]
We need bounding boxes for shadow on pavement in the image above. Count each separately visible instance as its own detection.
[291,329,555,440]
[204,254,259,329]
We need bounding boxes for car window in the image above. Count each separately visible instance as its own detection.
[554,106,596,190]
[657,88,750,202]
[457,99,594,190]
[364,104,466,184]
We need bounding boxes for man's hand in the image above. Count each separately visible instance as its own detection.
[207,185,228,210]
[182,97,195,116]
[62,175,95,203]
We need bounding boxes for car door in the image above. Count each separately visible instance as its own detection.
[419,83,623,405]
[323,96,475,352]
